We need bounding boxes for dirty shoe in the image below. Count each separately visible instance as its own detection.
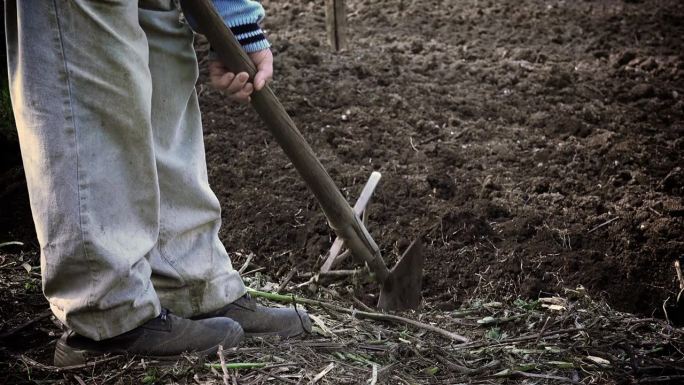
[194,294,312,338]
[54,309,243,367]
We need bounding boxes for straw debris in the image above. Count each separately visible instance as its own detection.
[5,286,683,384]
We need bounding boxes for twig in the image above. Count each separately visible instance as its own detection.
[309,362,334,384]
[535,316,551,345]
[626,318,664,332]
[18,354,121,372]
[0,310,52,340]
[277,268,298,293]
[243,267,266,276]
[101,357,135,384]
[0,241,24,248]
[433,354,475,373]
[248,289,469,343]
[300,269,361,279]
[392,374,411,385]
[648,206,663,216]
[217,346,230,385]
[409,137,418,152]
[254,368,298,385]
[205,362,268,370]
[238,253,254,274]
[308,313,333,336]
[454,326,588,350]
[662,297,671,324]
[491,369,580,384]
[351,296,375,313]
[294,277,315,289]
[674,260,684,291]
[638,375,684,383]
[588,217,619,233]
[368,364,378,385]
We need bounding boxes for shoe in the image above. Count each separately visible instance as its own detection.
[194,293,312,338]
[54,308,243,367]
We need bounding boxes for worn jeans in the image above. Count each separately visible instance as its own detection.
[5,0,245,340]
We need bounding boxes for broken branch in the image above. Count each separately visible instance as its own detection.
[247,289,469,343]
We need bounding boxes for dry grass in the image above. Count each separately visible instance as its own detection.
[3,269,683,384]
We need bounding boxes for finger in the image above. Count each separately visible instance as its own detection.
[253,61,273,91]
[242,82,254,95]
[208,60,228,76]
[228,85,253,103]
[213,71,235,89]
[253,70,272,91]
[208,60,233,88]
[231,83,254,101]
[225,72,250,94]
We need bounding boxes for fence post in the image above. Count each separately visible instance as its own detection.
[325,0,348,51]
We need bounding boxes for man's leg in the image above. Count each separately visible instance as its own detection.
[5,0,161,340]
[138,1,311,338]
[138,0,246,317]
[6,1,244,367]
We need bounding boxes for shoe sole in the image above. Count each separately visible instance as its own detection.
[53,332,242,367]
[245,328,307,339]
[245,322,312,339]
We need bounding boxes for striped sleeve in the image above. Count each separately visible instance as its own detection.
[211,0,271,53]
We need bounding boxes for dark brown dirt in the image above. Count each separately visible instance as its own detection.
[2,0,683,323]
[199,0,684,316]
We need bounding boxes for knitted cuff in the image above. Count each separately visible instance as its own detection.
[230,23,271,53]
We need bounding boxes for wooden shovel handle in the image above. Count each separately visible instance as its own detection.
[181,0,391,280]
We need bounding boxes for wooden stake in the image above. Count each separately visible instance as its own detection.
[325,0,348,51]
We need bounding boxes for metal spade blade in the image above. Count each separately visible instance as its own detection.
[377,238,424,311]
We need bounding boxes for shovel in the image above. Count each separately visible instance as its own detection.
[181,0,424,311]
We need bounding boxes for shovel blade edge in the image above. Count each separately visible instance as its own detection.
[377,238,424,311]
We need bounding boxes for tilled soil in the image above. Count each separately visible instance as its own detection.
[200,0,684,316]
[2,0,683,318]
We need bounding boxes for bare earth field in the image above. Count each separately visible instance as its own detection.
[1,0,683,383]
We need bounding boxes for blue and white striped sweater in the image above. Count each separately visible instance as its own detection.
[212,0,270,53]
